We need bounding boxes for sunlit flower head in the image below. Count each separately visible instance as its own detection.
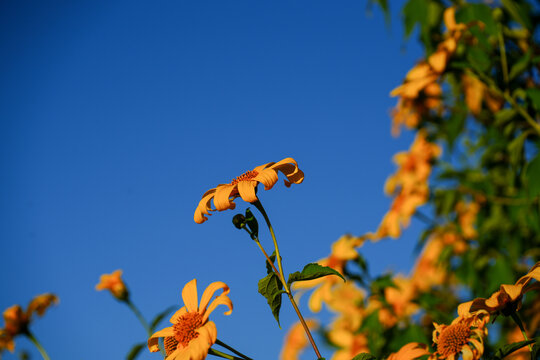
[279,320,318,360]
[194,157,304,224]
[148,279,232,360]
[432,311,489,360]
[387,342,430,360]
[458,262,540,317]
[96,270,129,301]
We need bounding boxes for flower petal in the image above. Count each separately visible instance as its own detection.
[147,327,174,352]
[213,184,238,211]
[199,282,230,314]
[169,306,187,324]
[237,181,258,203]
[202,294,233,323]
[253,169,278,190]
[194,189,217,224]
[182,279,199,313]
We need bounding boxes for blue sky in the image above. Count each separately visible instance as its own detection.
[0,1,425,359]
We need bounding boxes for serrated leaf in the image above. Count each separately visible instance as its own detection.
[509,49,532,80]
[150,305,177,331]
[258,272,284,326]
[126,343,145,360]
[287,263,345,287]
[526,153,540,198]
[351,354,377,360]
[491,338,537,359]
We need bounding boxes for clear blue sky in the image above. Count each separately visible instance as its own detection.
[0,1,424,359]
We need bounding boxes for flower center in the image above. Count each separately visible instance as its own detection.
[231,170,258,185]
[173,312,204,348]
[164,336,179,356]
[437,323,471,357]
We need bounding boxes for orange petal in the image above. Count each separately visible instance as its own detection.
[182,279,199,313]
[213,184,238,211]
[500,284,524,301]
[202,294,233,323]
[194,189,217,224]
[428,50,448,73]
[461,344,474,360]
[147,327,174,352]
[237,181,258,203]
[253,169,279,190]
[169,306,187,324]
[199,281,230,314]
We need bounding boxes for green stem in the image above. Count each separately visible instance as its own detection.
[126,299,152,337]
[498,23,509,88]
[510,312,533,353]
[252,199,323,360]
[25,330,50,360]
[209,348,245,360]
[216,339,253,360]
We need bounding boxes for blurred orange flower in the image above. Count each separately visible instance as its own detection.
[0,294,58,354]
[458,262,540,317]
[387,342,430,360]
[455,201,480,239]
[148,279,232,360]
[194,157,304,223]
[328,316,369,360]
[279,320,318,360]
[432,311,489,360]
[292,235,364,312]
[96,269,129,301]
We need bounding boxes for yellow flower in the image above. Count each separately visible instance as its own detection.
[328,316,369,360]
[458,262,540,317]
[455,201,480,240]
[432,311,489,360]
[1,294,58,354]
[96,270,129,301]
[194,157,304,223]
[387,343,430,360]
[148,279,233,360]
[279,320,318,360]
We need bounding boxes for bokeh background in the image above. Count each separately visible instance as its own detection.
[0,1,425,359]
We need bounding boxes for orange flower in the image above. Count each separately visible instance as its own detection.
[1,294,58,354]
[387,343,430,360]
[292,235,364,312]
[280,320,318,360]
[328,316,369,360]
[96,270,129,301]
[148,279,232,360]
[194,157,304,223]
[458,262,540,317]
[455,201,479,239]
[432,311,489,360]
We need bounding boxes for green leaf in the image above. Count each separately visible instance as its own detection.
[150,305,177,331]
[494,108,516,126]
[490,338,537,360]
[287,263,345,287]
[502,0,532,30]
[351,354,377,360]
[126,343,146,360]
[508,131,529,167]
[509,49,532,80]
[245,208,258,239]
[456,4,497,35]
[265,251,280,274]
[257,272,284,326]
[467,47,491,73]
[525,152,540,198]
[526,88,540,112]
[402,0,428,37]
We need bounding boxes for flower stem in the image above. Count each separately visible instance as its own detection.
[126,299,152,337]
[209,348,246,360]
[252,199,323,360]
[25,330,50,360]
[510,312,533,353]
[216,339,253,360]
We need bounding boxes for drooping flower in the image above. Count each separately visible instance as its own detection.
[148,279,232,360]
[387,342,430,360]
[0,294,58,354]
[458,262,540,317]
[96,269,129,301]
[432,311,489,360]
[279,320,318,360]
[194,157,304,224]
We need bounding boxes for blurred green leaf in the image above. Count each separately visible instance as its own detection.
[526,88,540,112]
[150,305,177,332]
[456,4,497,35]
[467,47,491,73]
[502,0,532,30]
[509,49,532,80]
[525,152,540,198]
[490,337,537,359]
[127,343,145,360]
[508,131,528,167]
[495,108,516,126]
[351,354,377,360]
[402,0,428,37]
